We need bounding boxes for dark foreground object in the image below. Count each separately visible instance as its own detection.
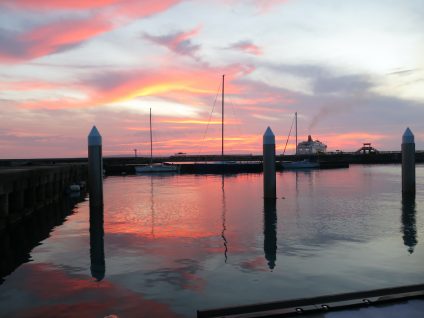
[0,165,86,231]
[197,284,424,317]
[0,196,85,285]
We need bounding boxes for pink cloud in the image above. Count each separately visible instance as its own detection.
[0,16,113,63]
[0,80,57,91]
[252,0,290,12]
[228,40,263,56]
[0,0,183,63]
[2,0,180,12]
[111,0,182,19]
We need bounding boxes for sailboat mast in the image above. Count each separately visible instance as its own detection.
[150,108,153,165]
[222,74,225,158]
[295,112,298,155]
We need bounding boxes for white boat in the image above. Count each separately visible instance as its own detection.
[135,163,178,173]
[135,108,178,174]
[280,159,319,169]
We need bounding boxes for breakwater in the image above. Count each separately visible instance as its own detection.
[0,151,423,176]
[0,164,87,231]
[99,151,424,174]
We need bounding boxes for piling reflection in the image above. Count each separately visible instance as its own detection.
[89,204,105,281]
[401,194,417,254]
[221,175,228,263]
[263,199,277,270]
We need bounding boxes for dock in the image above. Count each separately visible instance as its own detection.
[197,283,424,318]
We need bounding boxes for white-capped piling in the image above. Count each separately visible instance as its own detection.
[88,126,103,207]
[263,127,276,199]
[402,127,415,195]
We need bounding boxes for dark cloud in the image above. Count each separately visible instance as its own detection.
[312,74,371,95]
[0,28,32,60]
[227,40,263,55]
[143,27,201,59]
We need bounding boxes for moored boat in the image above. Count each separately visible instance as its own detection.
[134,108,179,174]
[280,159,319,169]
[135,163,178,173]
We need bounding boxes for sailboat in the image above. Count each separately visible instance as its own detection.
[280,112,319,169]
[204,74,234,165]
[135,108,178,173]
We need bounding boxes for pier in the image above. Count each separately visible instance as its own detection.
[0,164,86,231]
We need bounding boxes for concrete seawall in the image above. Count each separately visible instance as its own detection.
[0,164,87,231]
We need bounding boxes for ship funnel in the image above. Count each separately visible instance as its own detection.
[308,135,312,142]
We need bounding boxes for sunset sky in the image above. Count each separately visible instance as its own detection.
[1,0,423,158]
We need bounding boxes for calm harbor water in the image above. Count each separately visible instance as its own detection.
[0,164,423,317]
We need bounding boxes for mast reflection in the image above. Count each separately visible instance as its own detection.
[401,194,417,254]
[263,199,277,270]
[221,175,228,263]
[151,176,155,238]
[90,203,105,281]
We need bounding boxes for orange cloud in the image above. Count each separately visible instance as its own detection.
[159,119,240,125]
[125,127,151,131]
[14,64,253,110]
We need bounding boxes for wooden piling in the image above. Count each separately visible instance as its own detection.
[88,126,103,207]
[402,127,415,195]
[263,127,276,199]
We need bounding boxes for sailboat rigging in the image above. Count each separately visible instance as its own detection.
[221,74,224,159]
[135,108,178,173]
[280,112,319,169]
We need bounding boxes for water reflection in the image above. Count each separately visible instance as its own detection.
[151,177,155,238]
[263,199,277,270]
[0,198,81,285]
[401,194,417,254]
[89,204,105,281]
[221,175,228,263]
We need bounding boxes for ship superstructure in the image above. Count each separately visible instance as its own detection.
[297,135,327,154]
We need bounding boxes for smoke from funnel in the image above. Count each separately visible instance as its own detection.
[308,106,333,132]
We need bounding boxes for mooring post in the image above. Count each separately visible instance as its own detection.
[263,127,276,199]
[88,126,103,207]
[402,127,415,195]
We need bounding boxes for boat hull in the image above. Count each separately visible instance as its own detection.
[280,160,319,170]
[135,164,178,173]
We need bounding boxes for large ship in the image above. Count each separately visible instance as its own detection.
[297,135,327,154]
